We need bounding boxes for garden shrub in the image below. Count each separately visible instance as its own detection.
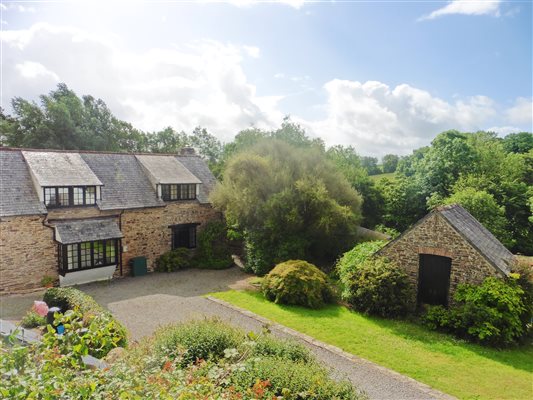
[340,256,415,317]
[42,287,128,352]
[191,221,233,270]
[20,310,46,329]
[42,308,127,361]
[154,247,191,272]
[423,276,530,346]
[261,260,334,309]
[229,356,359,399]
[153,319,242,365]
[43,287,105,316]
[250,335,312,363]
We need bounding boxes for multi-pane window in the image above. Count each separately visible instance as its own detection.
[161,184,196,201]
[171,224,197,249]
[44,186,97,208]
[60,239,118,273]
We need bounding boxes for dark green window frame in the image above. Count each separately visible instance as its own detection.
[161,184,196,201]
[44,186,97,208]
[59,239,118,274]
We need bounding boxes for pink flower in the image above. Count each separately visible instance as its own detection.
[33,301,49,317]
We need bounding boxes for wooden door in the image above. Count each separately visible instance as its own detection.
[418,254,452,306]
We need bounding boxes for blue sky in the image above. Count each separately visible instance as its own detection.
[1,1,532,156]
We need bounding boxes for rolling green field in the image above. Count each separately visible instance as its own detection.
[211,290,533,400]
[369,172,397,181]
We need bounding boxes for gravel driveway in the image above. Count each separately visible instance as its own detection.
[0,267,452,400]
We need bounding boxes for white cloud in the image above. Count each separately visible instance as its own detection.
[202,0,306,9]
[1,23,528,157]
[486,126,525,136]
[298,79,500,156]
[1,23,282,142]
[505,97,533,126]
[419,0,501,21]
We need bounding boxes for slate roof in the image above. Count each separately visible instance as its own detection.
[136,155,201,185]
[54,218,123,244]
[439,204,514,275]
[22,151,102,187]
[177,155,217,204]
[0,150,47,217]
[0,148,217,215]
[81,153,164,210]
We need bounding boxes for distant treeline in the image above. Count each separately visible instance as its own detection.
[2,84,532,254]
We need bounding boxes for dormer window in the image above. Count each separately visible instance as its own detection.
[44,186,97,208]
[161,184,196,201]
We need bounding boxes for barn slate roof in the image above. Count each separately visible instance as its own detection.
[378,203,514,276]
[81,153,164,210]
[0,150,47,217]
[439,204,514,275]
[0,148,217,216]
[22,151,102,187]
[53,218,123,244]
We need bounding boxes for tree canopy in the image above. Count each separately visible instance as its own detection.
[211,139,363,274]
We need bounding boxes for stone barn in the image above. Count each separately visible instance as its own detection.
[378,204,515,306]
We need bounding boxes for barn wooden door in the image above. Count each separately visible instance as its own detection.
[418,254,452,306]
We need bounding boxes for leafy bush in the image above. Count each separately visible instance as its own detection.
[43,287,103,316]
[341,257,415,317]
[20,310,46,328]
[152,319,242,365]
[261,260,334,309]
[42,308,127,361]
[42,287,128,352]
[1,318,360,399]
[423,276,530,346]
[229,356,359,399]
[191,221,233,270]
[154,247,191,272]
[250,335,312,363]
[336,240,387,294]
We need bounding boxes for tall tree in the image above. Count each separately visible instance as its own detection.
[211,139,362,274]
[381,154,399,173]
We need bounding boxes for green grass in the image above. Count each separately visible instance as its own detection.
[211,290,533,400]
[369,172,396,182]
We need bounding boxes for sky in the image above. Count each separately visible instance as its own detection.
[1,0,532,157]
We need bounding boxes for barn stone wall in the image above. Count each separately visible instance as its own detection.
[0,202,220,293]
[379,212,502,304]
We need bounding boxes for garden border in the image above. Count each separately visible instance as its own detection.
[207,296,456,400]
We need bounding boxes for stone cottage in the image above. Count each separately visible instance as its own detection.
[378,204,514,306]
[0,147,220,293]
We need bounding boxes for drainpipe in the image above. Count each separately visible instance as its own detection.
[118,209,124,276]
[41,213,61,274]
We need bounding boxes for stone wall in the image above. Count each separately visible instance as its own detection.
[0,202,220,293]
[379,212,502,304]
[121,202,221,275]
[0,215,57,292]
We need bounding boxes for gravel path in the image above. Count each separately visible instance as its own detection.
[0,268,453,400]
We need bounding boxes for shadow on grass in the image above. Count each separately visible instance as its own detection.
[233,290,533,374]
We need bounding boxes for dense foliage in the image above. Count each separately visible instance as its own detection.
[192,221,234,269]
[20,310,46,329]
[341,257,414,317]
[3,85,531,255]
[42,287,128,351]
[423,275,531,346]
[211,140,363,274]
[1,319,361,399]
[154,248,192,272]
[261,260,334,309]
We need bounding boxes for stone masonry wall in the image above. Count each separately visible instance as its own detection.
[0,215,57,293]
[0,202,220,293]
[379,212,502,304]
[121,202,221,275]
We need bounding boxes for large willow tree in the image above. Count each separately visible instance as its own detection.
[211,139,363,275]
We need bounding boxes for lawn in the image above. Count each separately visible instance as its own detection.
[211,290,533,400]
